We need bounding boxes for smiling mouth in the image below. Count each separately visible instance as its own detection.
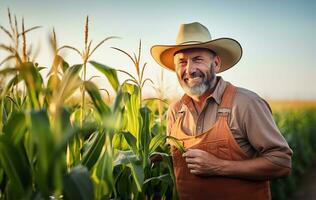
[183,72,204,83]
[184,76,202,82]
[182,70,204,81]
[184,77,204,87]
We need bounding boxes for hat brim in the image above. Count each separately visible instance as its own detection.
[150,38,242,73]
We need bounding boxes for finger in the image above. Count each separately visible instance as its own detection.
[183,148,207,157]
[189,169,201,175]
[187,163,199,169]
[185,157,199,164]
[182,149,200,157]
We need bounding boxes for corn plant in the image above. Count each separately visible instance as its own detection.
[58,15,118,127]
[0,10,179,200]
[271,109,316,200]
[86,45,177,199]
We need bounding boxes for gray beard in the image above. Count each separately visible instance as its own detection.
[182,82,209,96]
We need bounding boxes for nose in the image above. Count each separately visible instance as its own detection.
[185,59,196,75]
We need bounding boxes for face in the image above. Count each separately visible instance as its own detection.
[174,48,220,97]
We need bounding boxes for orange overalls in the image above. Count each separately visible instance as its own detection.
[170,83,271,200]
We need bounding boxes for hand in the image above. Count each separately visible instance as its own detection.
[182,148,226,176]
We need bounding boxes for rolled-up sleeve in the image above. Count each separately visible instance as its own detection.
[242,97,293,168]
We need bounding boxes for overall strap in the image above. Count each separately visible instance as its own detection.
[217,82,237,118]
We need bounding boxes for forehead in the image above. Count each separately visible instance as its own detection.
[174,48,213,59]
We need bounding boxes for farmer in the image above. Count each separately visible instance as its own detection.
[150,22,292,200]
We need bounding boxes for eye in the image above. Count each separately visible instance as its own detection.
[194,58,203,63]
[178,60,187,66]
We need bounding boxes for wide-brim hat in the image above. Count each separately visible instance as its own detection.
[150,22,243,73]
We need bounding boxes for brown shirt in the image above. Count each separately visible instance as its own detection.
[167,76,293,168]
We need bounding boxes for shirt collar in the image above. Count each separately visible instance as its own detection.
[180,76,227,106]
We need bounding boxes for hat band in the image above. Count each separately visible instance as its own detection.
[178,41,206,45]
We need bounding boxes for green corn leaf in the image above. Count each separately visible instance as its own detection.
[143,174,172,185]
[115,168,132,199]
[121,83,141,138]
[113,150,144,192]
[37,66,46,71]
[0,74,22,98]
[94,150,114,198]
[55,121,97,158]
[84,81,111,117]
[166,136,186,153]
[19,62,44,109]
[127,161,144,192]
[113,150,138,166]
[61,58,70,72]
[54,110,95,156]
[29,109,54,196]
[140,107,151,164]
[3,111,26,144]
[57,64,82,102]
[109,88,128,131]
[80,122,98,139]
[149,134,166,155]
[119,131,137,155]
[67,133,82,169]
[63,165,94,200]
[81,131,105,170]
[54,125,79,156]
[0,136,31,198]
[149,151,177,199]
[89,61,120,92]
[111,88,126,112]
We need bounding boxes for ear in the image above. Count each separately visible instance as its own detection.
[173,54,180,70]
[213,55,221,73]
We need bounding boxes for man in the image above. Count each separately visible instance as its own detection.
[150,22,292,200]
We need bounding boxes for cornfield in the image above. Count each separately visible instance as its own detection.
[0,9,315,200]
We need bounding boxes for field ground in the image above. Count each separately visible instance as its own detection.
[268,100,316,111]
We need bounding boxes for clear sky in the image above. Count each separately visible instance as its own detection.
[1,0,315,100]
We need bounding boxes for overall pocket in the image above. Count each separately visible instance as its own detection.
[203,139,232,160]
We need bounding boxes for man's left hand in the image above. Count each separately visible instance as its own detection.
[182,148,226,176]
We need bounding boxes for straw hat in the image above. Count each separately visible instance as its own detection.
[150,22,243,73]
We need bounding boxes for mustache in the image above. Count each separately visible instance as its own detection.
[182,70,205,80]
